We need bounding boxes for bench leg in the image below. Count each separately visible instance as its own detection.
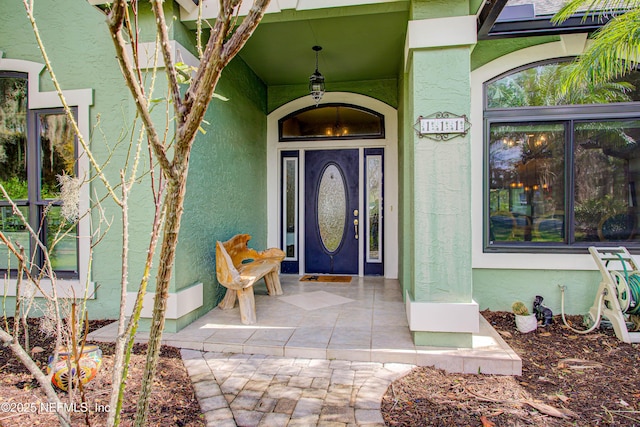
[237,287,257,325]
[218,288,237,310]
[264,271,283,296]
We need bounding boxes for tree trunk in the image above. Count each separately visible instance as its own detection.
[133,170,187,426]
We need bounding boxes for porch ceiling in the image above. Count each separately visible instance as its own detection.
[236,10,408,86]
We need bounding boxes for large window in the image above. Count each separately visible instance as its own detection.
[485,60,640,251]
[1,74,78,276]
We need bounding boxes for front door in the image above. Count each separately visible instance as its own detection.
[305,149,359,274]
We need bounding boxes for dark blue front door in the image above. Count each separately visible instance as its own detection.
[305,149,359,274]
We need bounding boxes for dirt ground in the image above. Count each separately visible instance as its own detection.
[0,319,204,427]
[2,311,640,426]
[382,310,640,426]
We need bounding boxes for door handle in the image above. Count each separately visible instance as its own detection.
[354,219,359,239]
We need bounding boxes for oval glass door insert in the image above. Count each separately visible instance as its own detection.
[317,164,347,253]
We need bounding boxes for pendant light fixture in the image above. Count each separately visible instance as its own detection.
[309,45,325,106]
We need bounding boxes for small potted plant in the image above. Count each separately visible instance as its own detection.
[512,301,537,333]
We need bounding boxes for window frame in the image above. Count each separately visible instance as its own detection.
[1,73,81,280]
[34,108,80,278]
[280,150,300,274]
[364,147,384,275]
[483,59,640,253]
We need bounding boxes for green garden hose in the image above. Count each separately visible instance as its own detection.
[614,253,640,315]
[625,273,640,315]
[561,252,640,334]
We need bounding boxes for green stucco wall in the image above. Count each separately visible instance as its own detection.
[411,0,468,19]
[403,0,475,347]
[0,0,146,320]
[474,269,603,318]
[0,1,123,96]
[469,0,484,15]
[175,55,268,329]
[409,47,472,304]
[267,78,398,113]
[471,36,561,71]
[0,1,269,331]
[400,67,415,302]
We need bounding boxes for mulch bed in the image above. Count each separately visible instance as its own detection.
[0,318,204,427]
[4,312,640,426]
[382,310,640,426]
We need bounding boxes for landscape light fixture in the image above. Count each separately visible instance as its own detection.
[309,45,325,106]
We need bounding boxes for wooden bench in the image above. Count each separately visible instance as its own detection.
[215,234,285,324]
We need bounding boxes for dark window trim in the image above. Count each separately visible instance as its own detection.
[483,59,640,253]
[477,0,508,40]
[484,115,640,253]
[481,14,614,40]
[0,86,80,277]
[485,104,640,121]
[34,108,79,276]
[0,71,28,80]
[278,103,385,142]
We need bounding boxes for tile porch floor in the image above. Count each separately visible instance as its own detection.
[88,275,521,375]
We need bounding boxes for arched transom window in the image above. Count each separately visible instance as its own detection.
[279,103,384,141]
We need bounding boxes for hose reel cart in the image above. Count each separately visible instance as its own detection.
[582,246,640,343]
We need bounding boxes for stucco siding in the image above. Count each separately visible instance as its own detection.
[267,79,399,114]
[471,36,561,71]
[176,55,268,324]
[1,0,142,319]
[473,269,602,317]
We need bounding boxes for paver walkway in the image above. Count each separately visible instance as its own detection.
[181,349,414,427]
[88,276,521,425]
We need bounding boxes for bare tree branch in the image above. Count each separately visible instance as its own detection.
[223,0,270,62]
[151,0,183,125]
[0,328,72,427]
[107,0,176,181]
[21,0,122,206]
[177,0,270,165]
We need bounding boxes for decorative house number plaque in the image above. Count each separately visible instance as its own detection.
[414,112,470,141]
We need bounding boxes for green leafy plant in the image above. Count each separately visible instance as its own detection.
[512,301,530,316]
[0,177,28,200]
